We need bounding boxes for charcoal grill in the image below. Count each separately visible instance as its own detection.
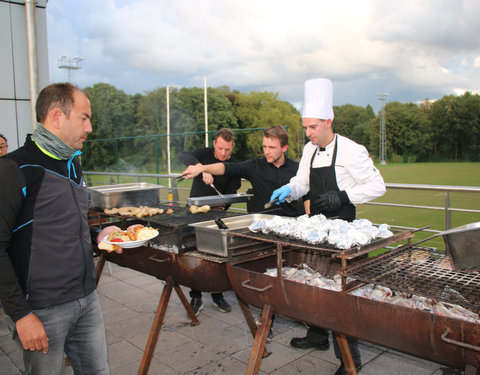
[90,205,271,375]
[344,244,480,311]
[225,228,480,375]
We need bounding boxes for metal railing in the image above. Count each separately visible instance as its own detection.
[366,183,480,232]
[84,171,480,236]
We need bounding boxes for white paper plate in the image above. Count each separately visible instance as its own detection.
[102,231,159,249]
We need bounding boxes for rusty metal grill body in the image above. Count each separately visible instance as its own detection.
[226,247,480,372]
[225,227,480,373]
[345,245,480,311]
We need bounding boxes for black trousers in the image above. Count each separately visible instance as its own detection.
[190,289,223,299]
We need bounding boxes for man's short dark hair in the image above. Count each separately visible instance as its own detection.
[263,126,288,147]
[36,83,85,123]
[214,128,234,142]
[0,134,6,143]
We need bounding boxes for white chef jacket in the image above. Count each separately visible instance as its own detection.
[287,134,386,205]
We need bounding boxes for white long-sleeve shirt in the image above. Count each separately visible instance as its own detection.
[287,134,386,205]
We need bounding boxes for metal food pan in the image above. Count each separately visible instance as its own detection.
[189,214,276,257]
[88,182,162,209]
[187,193,253,207]
[437,221,480,270]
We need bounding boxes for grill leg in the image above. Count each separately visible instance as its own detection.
[235,294,271,358]
[175,284,200,325]
[137,275,174,375]
[335,333,358,375]
[246,304,273,375]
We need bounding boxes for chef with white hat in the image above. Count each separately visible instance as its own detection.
[270,78,386,375]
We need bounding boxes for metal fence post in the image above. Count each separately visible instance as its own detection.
[445,191,452,230]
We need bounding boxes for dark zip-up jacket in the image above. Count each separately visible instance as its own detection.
[0,136,97,322]
[224,157,303,217]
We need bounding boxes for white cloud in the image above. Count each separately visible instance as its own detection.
[47,0,480,111]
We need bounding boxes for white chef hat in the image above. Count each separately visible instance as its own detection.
[302,78,334,120]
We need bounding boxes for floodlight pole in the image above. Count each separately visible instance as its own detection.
[204,76,208,147]
[58,56,84,82]
[377,92,389,165]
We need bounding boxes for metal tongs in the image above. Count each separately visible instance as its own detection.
[264,197,279,209]
[175,175,186,182]
[210,184,224,197]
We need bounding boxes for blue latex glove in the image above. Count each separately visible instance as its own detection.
[270,185,291,204]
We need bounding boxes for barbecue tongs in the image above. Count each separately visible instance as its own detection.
[209,184,224,197]
[175,175,223,197]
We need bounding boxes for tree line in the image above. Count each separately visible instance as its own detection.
[82,83,480,171]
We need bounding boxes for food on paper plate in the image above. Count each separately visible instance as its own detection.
[105,225,158,243]
[97,225,158,249]
[189,205,211,214]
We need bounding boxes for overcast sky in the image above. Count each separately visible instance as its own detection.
[46,0,480,112]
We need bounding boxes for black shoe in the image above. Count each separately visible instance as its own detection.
[212,295,231,313]
[190,297,204,316]
[267,327,273,342]
[290,336,330,350]
[335,361,362,375]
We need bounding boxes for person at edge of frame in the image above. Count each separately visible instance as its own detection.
[0,82,123,375]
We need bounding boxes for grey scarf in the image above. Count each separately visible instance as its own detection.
[32,124,77,160]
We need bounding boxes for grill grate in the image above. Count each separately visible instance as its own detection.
[228,227,410,255]
[92,205,243,229]
[345,246,480,311]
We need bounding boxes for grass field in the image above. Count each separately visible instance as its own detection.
[357,162,480,249]
[87,162,480,250]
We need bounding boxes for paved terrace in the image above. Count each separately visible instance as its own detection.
[1,262,462,375]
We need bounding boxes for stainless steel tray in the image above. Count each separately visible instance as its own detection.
[437,221,480,270]
[88,183,163,209]
[187,193,253,207]
[189,214,276,257]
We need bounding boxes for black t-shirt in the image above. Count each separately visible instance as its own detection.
[179,147,241,198]
[224,157,302,217]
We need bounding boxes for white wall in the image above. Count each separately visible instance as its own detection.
[0,0,49,152]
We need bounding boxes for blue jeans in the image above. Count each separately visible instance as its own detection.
[8,290,109,375]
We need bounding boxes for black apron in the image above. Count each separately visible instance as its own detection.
[309,136,356,221]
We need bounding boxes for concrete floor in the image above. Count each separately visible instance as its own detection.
[1,262,463,375]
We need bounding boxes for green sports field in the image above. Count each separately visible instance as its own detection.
[357,162,480,249]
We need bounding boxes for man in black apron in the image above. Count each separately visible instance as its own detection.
[270,78,386,375]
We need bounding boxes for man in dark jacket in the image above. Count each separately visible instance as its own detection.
[181,126,304,218]
[179,128,241,315]
[0,83,110,374]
